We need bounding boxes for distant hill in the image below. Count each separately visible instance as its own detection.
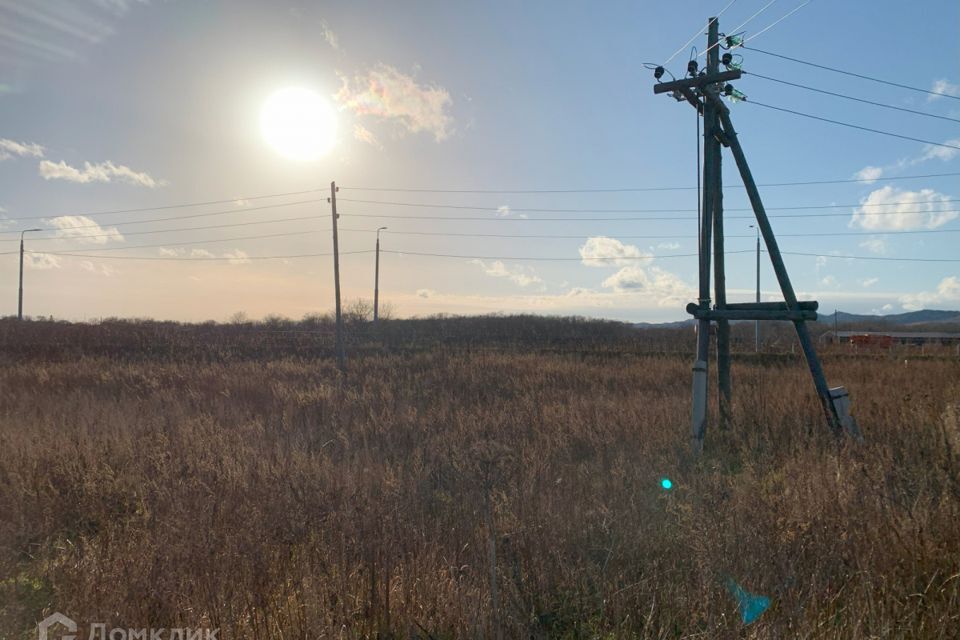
[819,309,960,326]
[634,309,960,329]
[632,319,695,329]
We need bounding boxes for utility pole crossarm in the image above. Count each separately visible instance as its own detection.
[652,69,742,95]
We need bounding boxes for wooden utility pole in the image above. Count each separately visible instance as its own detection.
[18,228,42,321]
[374,226,387,323]
[652,18,858,450]
[329,181,345,371]
[706,21,732,427]
[690,18,716,451]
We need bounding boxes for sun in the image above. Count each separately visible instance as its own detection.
[260,87,337,161]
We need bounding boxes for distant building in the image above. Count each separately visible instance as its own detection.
[823,331,960,346]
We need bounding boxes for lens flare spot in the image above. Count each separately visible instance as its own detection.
[660,477,673,490]
[724,577,771,625]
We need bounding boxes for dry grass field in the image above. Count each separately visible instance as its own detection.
[1,316,958,639]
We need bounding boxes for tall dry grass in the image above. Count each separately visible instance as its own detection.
[0,317,958,638]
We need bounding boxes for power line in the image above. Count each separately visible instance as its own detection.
[3,203,954,248]
[9,223,960,256]
[29,249,374,262]
[380,249,720,261]
[744,71,960,124]
[3,192,954,241]
[746,100,960,151]
[342,226,960,240]
[337,196,960,214]
[697,0,778,60]
[780,250,960,263]
[663,1,739,65]
[742,0,811,44]
[337,208,960,222]
[0,215,321,243]
[0,199,325,236]
[36,229,330,254]
[746,46,960,101]
[383,248,960,264]
[7,188,327,222]
[14,243,959,265]
[338,170,960,194]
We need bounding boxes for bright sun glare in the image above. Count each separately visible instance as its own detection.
[260,87,336,161]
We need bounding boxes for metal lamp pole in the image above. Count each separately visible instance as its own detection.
[374,226,387,323]
[18,228,42,321]
[750,224,760,352]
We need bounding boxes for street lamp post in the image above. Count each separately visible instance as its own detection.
[374,226,387,323]
[19,228,42,321]
[750,224,760,352]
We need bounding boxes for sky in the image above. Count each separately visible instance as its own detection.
[1,0,959,323]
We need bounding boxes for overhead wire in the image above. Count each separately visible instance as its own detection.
[663,0,740,65]
[26,249,374,262]
[697,0,779,60]
[349,227,960,239]
[7,224,960,257]
[34,229,330,254]
[0,215,321,242]
[335,208,960,222]
[746,100,960,151]
[743,71,960,124]
[746,46,960,100]
[5,188,328,221]
[335,197,960,213]
[20,246,959,264]
[741,0,812,44]
[0,199,325,235]
[337,170,960,193]
[780,250,960,263]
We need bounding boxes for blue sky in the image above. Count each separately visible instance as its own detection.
[1,0,958,322]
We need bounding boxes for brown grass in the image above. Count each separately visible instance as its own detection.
[0,317,958,638]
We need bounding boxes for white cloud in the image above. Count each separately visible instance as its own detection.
[24,252,61,270]
[853,165,883,184]
[579,236,652,267]
[191,249,215,258]
[928,79,960,102]
[224,249,250,265]
[820,275,838,287]
[48,215,124,244]
[353,124,382,149]
[90,0,149,15]
[0,138,44,160]
[336,64,453,141]
[158,247,185,256]
[497,205,511,217]
[860,277,879,287]
[815,255,828,269]
[858,237,887,254]
[78,260,117,276]
[657,242,681,250]
[918,139,960,163]
[416,288,436,298]
[850,186,957,231]
[899,276,960,311]
[38,159,164,188]
[601,265,693,306]
[471,259,542,288]
[320,19,339,50]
